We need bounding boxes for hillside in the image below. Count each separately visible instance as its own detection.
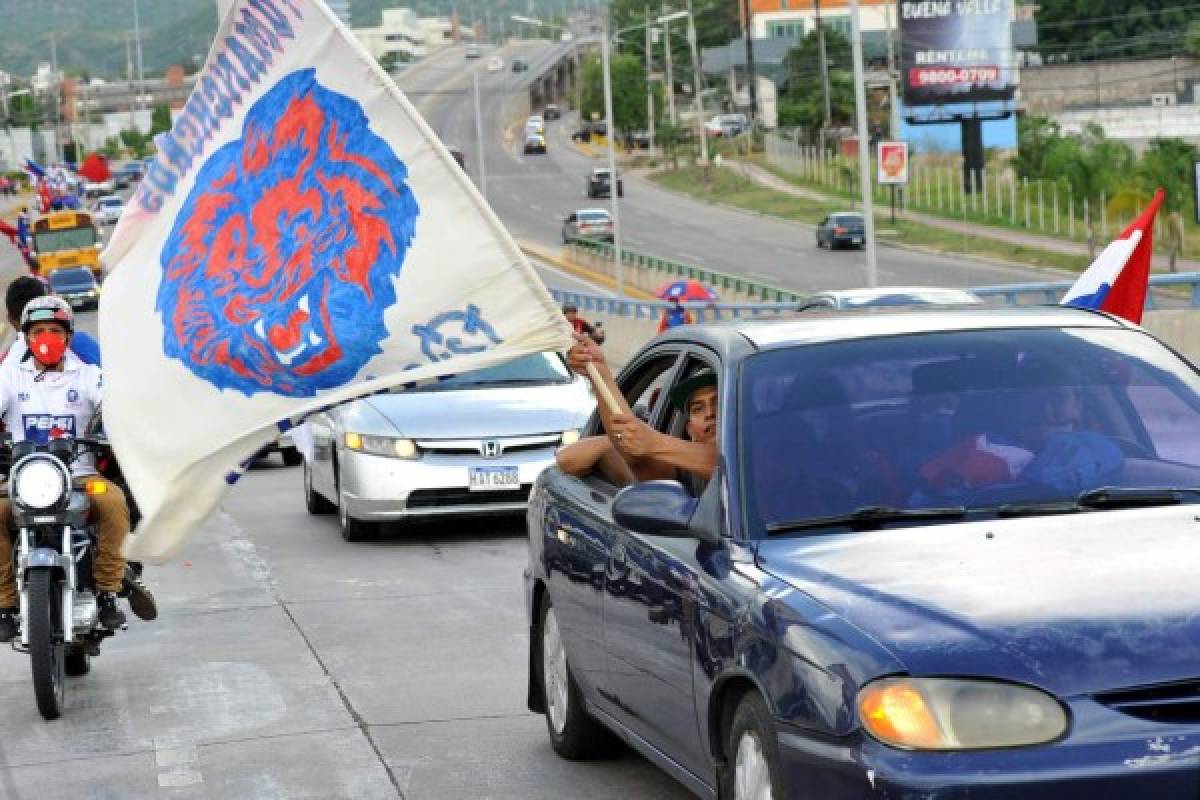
[0,0,571,79]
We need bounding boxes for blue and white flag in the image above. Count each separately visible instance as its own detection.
[101,0,571,561]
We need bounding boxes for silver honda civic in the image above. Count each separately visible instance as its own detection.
[302,353,594,540]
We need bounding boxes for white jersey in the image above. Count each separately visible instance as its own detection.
[0,351,103,476]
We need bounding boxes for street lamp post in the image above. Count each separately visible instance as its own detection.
[599,18,624,295]
[848,0,877,286]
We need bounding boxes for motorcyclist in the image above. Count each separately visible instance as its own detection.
[2,276,102,366]
[0,297,154,642]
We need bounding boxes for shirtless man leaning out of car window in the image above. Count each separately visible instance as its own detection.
[556,334,717,490]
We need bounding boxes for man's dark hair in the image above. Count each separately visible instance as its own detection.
[6,276,48,325]
[562,303,578,313]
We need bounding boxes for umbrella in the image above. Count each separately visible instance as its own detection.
[655,279,718,302]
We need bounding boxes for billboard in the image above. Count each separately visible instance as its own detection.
[900,0,1016,107]
[878,142,909,185]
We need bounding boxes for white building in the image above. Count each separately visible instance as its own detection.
[749,0,894,41]
[354,8,428,64]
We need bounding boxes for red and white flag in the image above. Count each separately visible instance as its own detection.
[1061,189,1164,324]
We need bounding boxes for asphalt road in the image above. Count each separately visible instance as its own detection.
[410,43,1066,296]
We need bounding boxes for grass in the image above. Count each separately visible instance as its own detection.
[649,165,1092,275]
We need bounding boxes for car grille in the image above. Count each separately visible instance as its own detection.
[414,434,560,457]
[1094,679,1200,723]
[406,486,531,509]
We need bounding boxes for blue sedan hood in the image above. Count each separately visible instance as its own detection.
[755,506,1200,697]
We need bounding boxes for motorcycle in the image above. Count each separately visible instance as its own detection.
[4,434,122,720]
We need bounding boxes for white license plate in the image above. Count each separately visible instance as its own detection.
[852,237,863,244]
[468,466,520,491]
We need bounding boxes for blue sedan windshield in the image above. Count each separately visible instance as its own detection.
[740,327,1200,533]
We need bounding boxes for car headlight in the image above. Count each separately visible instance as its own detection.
[12,457,69,510]
[560,429,581,446]
[343,432,418,459]
[857,677,1068,750]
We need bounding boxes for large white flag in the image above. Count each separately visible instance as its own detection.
[101,0,572,561]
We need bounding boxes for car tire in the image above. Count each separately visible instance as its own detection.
[281,447,303,467]
[335,464,375,542]
[539,597,617,759]
[720,693,786,800]
[304,460,336,515]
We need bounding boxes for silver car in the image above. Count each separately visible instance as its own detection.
[302,353,594,540]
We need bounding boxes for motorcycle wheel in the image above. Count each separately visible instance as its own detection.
[28,570,65,719]
[65,647,90,676]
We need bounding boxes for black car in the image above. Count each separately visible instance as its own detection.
[571,121,607,143]
[816,212,866,249]
[585,168,623,198]
[543,104,561,120]
[512,58,528,73]
[524,309,1200,799]
[48,267,100,311]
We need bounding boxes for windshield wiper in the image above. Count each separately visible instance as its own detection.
[766,505,967,535]
[1075,487,1200,509]
[995,487,1200,517]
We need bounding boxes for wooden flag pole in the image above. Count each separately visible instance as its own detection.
[586,362,622,416]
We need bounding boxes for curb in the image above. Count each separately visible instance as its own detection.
[518,240,658,300]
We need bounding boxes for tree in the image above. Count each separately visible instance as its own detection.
[100,136,123,159]
[1015,114,1062,180]
[780,30,854,133]
[579,52,649,133]
[150,103,172,136]
[1136,137,1199,214]
[1041,123,1133,254]
[120,129,150,159]
[1185,20,1200,57]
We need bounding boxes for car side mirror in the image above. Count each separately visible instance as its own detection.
[613,480,698,538]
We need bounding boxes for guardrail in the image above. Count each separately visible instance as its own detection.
[568,238,802,303]
[972,272,1200,308]
[550,289,799,322]
[551,272,1200,319]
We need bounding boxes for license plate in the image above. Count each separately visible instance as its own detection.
[469,466,519,491]
[852,237,863,244]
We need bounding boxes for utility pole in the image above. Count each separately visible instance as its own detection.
[815,0,832,136]
[645,6,656,150]
[662,3,677,125]
[741,0,758,125]
[126,33,135,131]
[472,69,487,201]
[849,0,877,286]
[684,0,708,170]
[50,32,63,163]
[600,18,624,295]
[884,0,899,140]
[133,0,146,116]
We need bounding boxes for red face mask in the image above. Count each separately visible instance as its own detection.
[29,332,68,367]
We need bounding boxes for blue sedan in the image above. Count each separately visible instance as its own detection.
[524,307,1200,799]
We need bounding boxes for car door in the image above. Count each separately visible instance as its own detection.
[603,353,717,779]
[545,349,683,713]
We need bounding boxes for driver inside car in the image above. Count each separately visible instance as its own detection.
[0,297,156,643]
[555,334,717,490]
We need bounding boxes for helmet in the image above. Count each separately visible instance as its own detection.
[19,295,73,335]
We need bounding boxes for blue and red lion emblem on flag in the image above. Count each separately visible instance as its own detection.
[157,68,419,397]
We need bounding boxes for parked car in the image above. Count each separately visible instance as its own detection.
[585,167,623,198]
[486,55,504,72]
[512,58,528,73]
[524,132,547,155]
[572,121,606,142]
[255,432,303,467]
[562,208,614,243]
[525,307,1200,799]
[48,267,100,310]
[815,211,866,249]
[628,129,652,149]
[90,194,125,225]
[543,104,561,120]
[303,353,593,541]
[798,286,983,311]
[465,43,481,58]
[704,113,748,137]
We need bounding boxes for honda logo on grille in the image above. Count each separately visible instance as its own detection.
[481,440,502,458]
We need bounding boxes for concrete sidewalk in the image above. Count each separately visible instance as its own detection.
[731,160,1200,273]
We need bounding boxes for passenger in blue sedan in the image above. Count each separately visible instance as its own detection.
[556,334,717,491]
